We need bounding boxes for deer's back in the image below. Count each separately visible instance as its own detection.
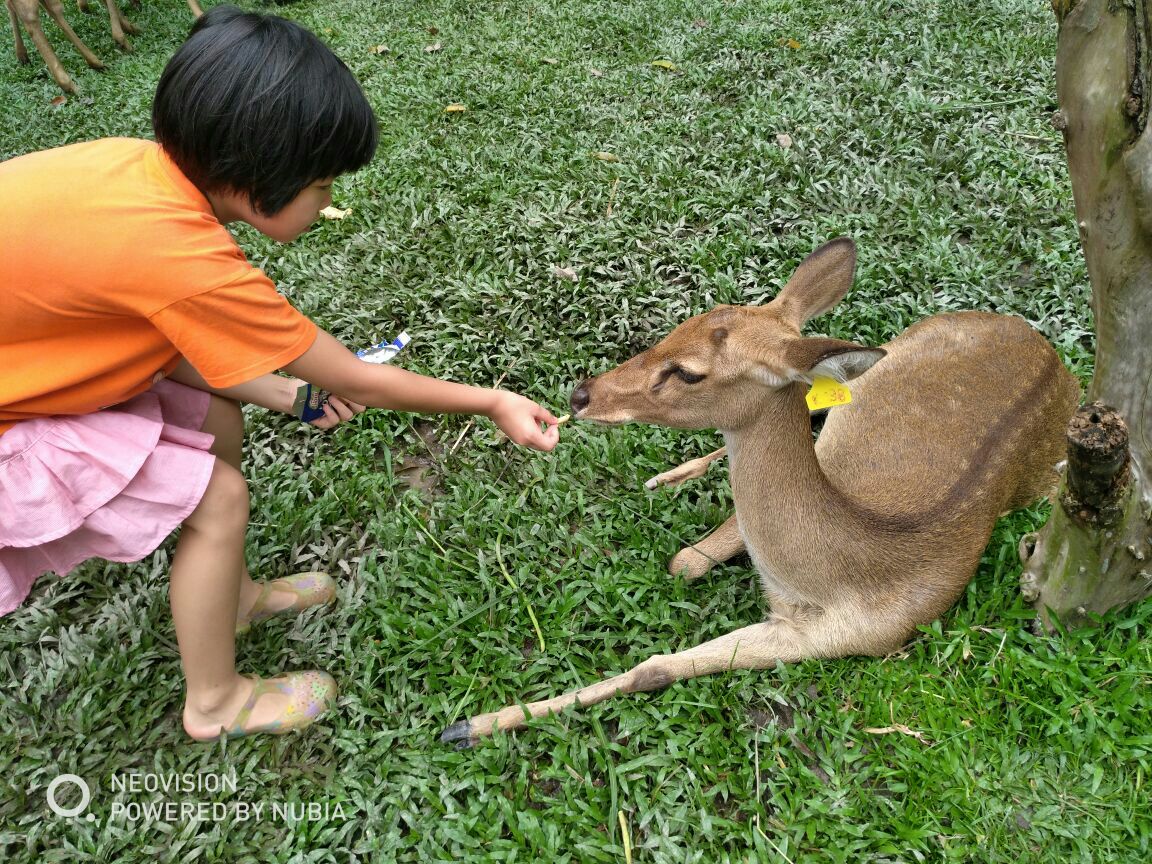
[815,312,1079,523]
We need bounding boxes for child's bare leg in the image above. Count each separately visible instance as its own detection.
[173,459,291,736]
[175,394,301,736]
[197,394,302,621]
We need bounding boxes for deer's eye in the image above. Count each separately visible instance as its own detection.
[674,368,706,384]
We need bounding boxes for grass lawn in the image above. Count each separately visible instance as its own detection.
[2,0,1150,861]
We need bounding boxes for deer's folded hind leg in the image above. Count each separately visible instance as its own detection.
[669,512,744,580]
[441,617,812,748]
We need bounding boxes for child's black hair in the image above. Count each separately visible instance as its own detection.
[152,5,378,215]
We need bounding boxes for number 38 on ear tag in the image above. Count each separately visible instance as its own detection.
[805,376,852,411]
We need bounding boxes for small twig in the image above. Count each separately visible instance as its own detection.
[863,704,931,744]
[753,732,762,827]
[930,96,1034,113]
[1002,131,1054,146]
[754,823,796,864]
[606,176,620,219]
[398,498,451,560]
[496,536,546,652]
[564,764,589,784]
[450,369,510,455]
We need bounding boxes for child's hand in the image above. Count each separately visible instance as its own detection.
[487,390,561,451]
[309,395,367,430]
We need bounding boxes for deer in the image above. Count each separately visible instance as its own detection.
[440,237,1081,747]
[6,0,202,93]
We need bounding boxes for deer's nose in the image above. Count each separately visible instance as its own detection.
[570,381,592,414]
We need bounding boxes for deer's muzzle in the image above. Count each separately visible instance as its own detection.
[570,380,593,414]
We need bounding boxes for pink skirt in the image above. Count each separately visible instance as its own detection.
[0,379,216,616]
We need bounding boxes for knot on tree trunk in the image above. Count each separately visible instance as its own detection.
[1059,401,1131,528]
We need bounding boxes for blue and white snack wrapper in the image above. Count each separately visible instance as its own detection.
[294,331,410,422]
[357,331,411,364]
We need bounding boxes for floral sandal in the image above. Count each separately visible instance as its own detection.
[236,572,337,635]
[187,671,338,741]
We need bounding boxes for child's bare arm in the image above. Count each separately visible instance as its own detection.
[281,329,560,450]
[169,359,298,411]
[167,358,365,429]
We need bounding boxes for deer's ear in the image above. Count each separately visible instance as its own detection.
[783,337,885,383]
[772,238,857,328]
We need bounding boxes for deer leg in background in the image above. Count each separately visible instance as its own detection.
[7,0,28,64]
[187,0,201,16]
[668,512,745,580]
[101,0,139,51]
[442,617,819,746]
[7,0,91,93]
[645,446,728,489]
[38,0,104,68]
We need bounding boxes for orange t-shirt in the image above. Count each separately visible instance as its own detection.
[0,138,317,436]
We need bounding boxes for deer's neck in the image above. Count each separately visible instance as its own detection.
[721,386,867,585]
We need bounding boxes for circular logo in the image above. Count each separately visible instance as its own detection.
[47,774,93,820]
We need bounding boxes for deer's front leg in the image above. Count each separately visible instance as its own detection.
[644,446,727,489]
[440,618,809,747]
[669,512,744,579]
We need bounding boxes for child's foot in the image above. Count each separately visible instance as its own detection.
[183,672,337,741]
[236,572,336,634]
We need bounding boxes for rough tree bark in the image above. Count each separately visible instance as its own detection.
[1019,0,1152,627]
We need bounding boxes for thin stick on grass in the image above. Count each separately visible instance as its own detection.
[450,369,510,455]
[496,536,546,652]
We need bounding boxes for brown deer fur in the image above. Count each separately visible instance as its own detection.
[441,238,1080,746]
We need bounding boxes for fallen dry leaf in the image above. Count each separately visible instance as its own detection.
[395,458,439,494]
[50,95,67,107]
[776,133,793,149]
[780,38,802,50]
[589,67,603,78]
[368,44,390,55]
[443,103,467,113]
[692,18,710,29]
[593,151,619,162]
[863,724,931,744]
[541,57,559,65]
[424,42,442,53]
[552,266,578,282]
[651,59,678,70]
[320,206,351,220]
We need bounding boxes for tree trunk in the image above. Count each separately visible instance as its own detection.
[1019,0,1152,628]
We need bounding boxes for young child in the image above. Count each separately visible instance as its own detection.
[0,6,561,741]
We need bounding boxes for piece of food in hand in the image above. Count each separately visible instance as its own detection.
[556,414,571,425]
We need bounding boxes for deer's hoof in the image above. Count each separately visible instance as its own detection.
[439,720,476,749]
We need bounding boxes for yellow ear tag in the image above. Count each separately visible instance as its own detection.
[805,376,852,411]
